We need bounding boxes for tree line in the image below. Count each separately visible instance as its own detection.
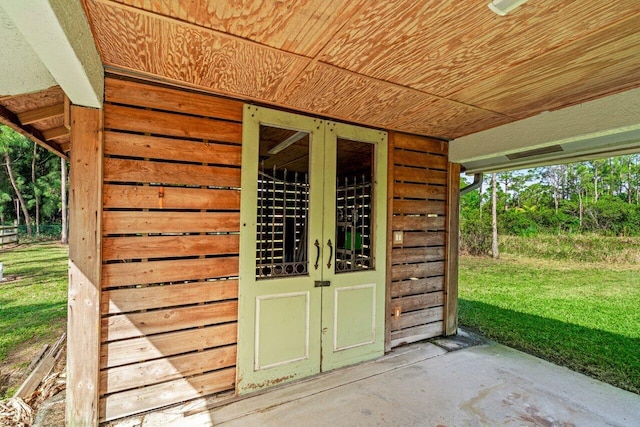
[460,155,640,255]
[0,125,67,242]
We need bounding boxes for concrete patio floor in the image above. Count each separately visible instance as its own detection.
[110,330,640,426]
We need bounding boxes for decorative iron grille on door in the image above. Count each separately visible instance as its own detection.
[256,165,309,279]
[335,175,373,272]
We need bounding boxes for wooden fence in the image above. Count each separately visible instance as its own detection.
[0,223,18,246]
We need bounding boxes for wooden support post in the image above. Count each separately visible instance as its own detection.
[444,162,461,336]
[66,105,103,426]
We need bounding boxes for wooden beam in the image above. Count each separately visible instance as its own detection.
[66,105,103,427]
[0,103,67,158]
[64,95,71,130]
[444,162,460,336]
[42,125,69,141]
[17,103,64,125]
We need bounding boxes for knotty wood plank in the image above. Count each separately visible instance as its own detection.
[67,106,102,426]
[103,184,240,210]
[394,182,446,200]
[104,104,242,143]
[104,132,242,165]
[103,280,238,314]
[445,162,460,336]
[391,307,443,331]
[392,216,446,231]
[102,211,239,234]
[101,323,237,368]
[102,301,238,342]
[105,77,243,121]
[393,200,446,216]
[391,247,446,265]
[102,234,239,260]
[102,256,239,288]
[391,277,444,298]
[100,345,237,395]
[391,262,445,282]
[394,166,447,185]
[402,231,446,247]
[390,322,442,348]
[393,133,447,155]
[103,157,241,187]
[394,150,448,170]
[100,367,235,422]
[390,291,444,313]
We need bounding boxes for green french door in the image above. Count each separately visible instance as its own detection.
[237,106,387,394]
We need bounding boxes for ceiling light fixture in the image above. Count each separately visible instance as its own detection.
[488,0,529,16]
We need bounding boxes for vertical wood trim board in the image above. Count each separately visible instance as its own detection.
[445,162,461,336]
[67,105,103,427]
[388,132,449,348]
[384,133,395,352]
[98,77,242,422]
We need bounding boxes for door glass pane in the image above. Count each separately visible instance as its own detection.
[335,138,374,273]
[256,125,310,280]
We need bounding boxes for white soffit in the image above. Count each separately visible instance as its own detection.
[450,87,640,173]
[0,7,55,96]
[0,0,104,108]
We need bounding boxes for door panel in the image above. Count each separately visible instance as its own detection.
[255,292,310,370]
[333,284,376,351]
[238,106,324,394]
[238,108,387,393]
[321,121,388,371]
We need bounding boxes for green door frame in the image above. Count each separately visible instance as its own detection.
[237,105,387,394]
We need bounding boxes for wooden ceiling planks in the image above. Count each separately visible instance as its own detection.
[320,1,640,99]
[108,0,366,57]
[85,0,309,103]
[281,62,441,130]
[82,0,640,140]
[395,98,512,139]
[450,13,640,119]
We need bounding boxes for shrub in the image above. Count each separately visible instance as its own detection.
[460,216,492,256]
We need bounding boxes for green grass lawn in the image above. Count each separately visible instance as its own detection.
[0,242,68,398]
[459,253,640,394]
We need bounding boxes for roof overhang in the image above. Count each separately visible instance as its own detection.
[2,1,640,166]
[0,0,103,109]
[0,0,104,157]
[450,87,640,174]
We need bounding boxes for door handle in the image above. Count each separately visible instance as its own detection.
[326,239,333,269]
[314,239,320,270]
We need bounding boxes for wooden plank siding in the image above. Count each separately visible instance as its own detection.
[99,77,242,422]
[387,132,449,349]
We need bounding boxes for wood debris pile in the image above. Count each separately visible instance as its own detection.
[0,334,66,426]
